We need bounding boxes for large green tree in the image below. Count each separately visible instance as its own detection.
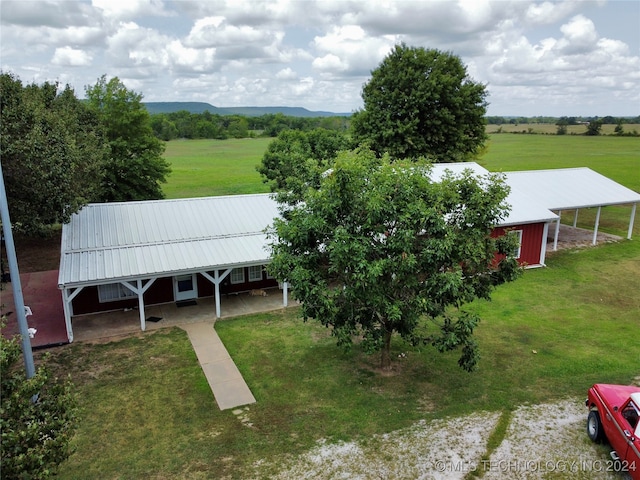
[268,150,521,370]
[85,76,170,202]
[0,327,78,478]
[0,72,107,234]
[257,128,352,204]
[351,44,488,162]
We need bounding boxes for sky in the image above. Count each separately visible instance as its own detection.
[1,0,639,117]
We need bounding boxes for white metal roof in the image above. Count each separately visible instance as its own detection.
[58,194,280,288]
[67,164,620,289]
[429,162,559,226]
[505,168,640,210]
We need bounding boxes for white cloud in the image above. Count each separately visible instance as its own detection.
[91,0,171,21]
[106,22,168,67]
[556,14,598,54]
[0,0,638,115]
[275,67,297,80]
[166,40,216,73]
[51,46,93,66]
[185,16,273,48]
[312,25,396,76]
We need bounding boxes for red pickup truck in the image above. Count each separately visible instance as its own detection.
[586,384,640,479]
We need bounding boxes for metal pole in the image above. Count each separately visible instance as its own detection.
[0,160,36,378]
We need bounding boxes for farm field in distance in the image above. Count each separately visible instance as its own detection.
[486,122,640,135]
[162,137,272,199]
[161,133,640,237]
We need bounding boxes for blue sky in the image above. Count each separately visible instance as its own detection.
[1,0,638,116]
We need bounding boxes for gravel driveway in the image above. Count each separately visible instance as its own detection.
[252,399,626,480]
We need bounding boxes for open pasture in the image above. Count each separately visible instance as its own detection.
[162,134,639,237]
[486,123,640,136]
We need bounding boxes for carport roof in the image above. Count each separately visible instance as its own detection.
[430,162,559,226]
[504,168,640,210]
[58,193,280,288]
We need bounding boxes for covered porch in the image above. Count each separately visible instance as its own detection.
[69,287,297,343]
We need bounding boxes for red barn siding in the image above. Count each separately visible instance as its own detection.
[71,266,278,316]
[492,222,546,267]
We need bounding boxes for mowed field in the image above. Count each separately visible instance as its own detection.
[162,134,640,236]
[162,138,272,198]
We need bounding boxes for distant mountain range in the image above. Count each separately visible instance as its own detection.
[143,102,352,117]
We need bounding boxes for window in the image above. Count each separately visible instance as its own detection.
[248,265,263,282]
[230,268,245,284]
[98,283,136,303]
[510,230,523,259]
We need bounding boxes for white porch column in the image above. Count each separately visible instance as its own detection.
[628,203,637,240]
[121,278,157,332]
[61,286,84,343]
[214,271,222,319]
[592,206,602,245]
[553,211,561,251]
[201,269,232,318]
[137,279,146,331]
[539,222,550,267]
[282,281,288,307]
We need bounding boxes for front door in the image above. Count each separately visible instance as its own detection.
[174,274,197,301]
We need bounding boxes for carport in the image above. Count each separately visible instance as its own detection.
[505,168,640,250]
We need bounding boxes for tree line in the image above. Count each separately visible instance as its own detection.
[149,110,350,140]
[1,72,170,235]
[486,115,640,125]
[151,112,640,142]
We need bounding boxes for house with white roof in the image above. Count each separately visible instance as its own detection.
[58,163,640,343]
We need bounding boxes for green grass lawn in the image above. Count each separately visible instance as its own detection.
[46,135,639,478]
[50,239,640,479]
[162,138,272,198]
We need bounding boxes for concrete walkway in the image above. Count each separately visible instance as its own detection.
[181,322,256,410]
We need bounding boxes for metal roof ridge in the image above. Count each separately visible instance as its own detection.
[504,167,592,175]
[80,192,274,208]
[62,230,268,254]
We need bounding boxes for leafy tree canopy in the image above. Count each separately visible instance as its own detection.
[85,75,170,202]
[351,44,488,163]
[585,119,603,136]
[257,128,353,204]
[267,150,521,370]
[0,72,107,235]
[1,327,78,478]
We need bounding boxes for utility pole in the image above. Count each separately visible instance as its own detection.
[0,160,35,378]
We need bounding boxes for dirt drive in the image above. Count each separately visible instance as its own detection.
[254,399,629,480]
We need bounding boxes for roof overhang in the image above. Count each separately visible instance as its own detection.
[504,168,640,211]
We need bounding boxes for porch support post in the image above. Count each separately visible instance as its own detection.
[137,279,146,331]
[539,222,550,267]
[214,271,222,319]
[282,281,288,307]
[201,268,232,319]
[628,203,637,240]
[573,209,579,228]
[61,286,83,343]
[121,278,157,332]
[553,211,561,251]
[592,206,602,245]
